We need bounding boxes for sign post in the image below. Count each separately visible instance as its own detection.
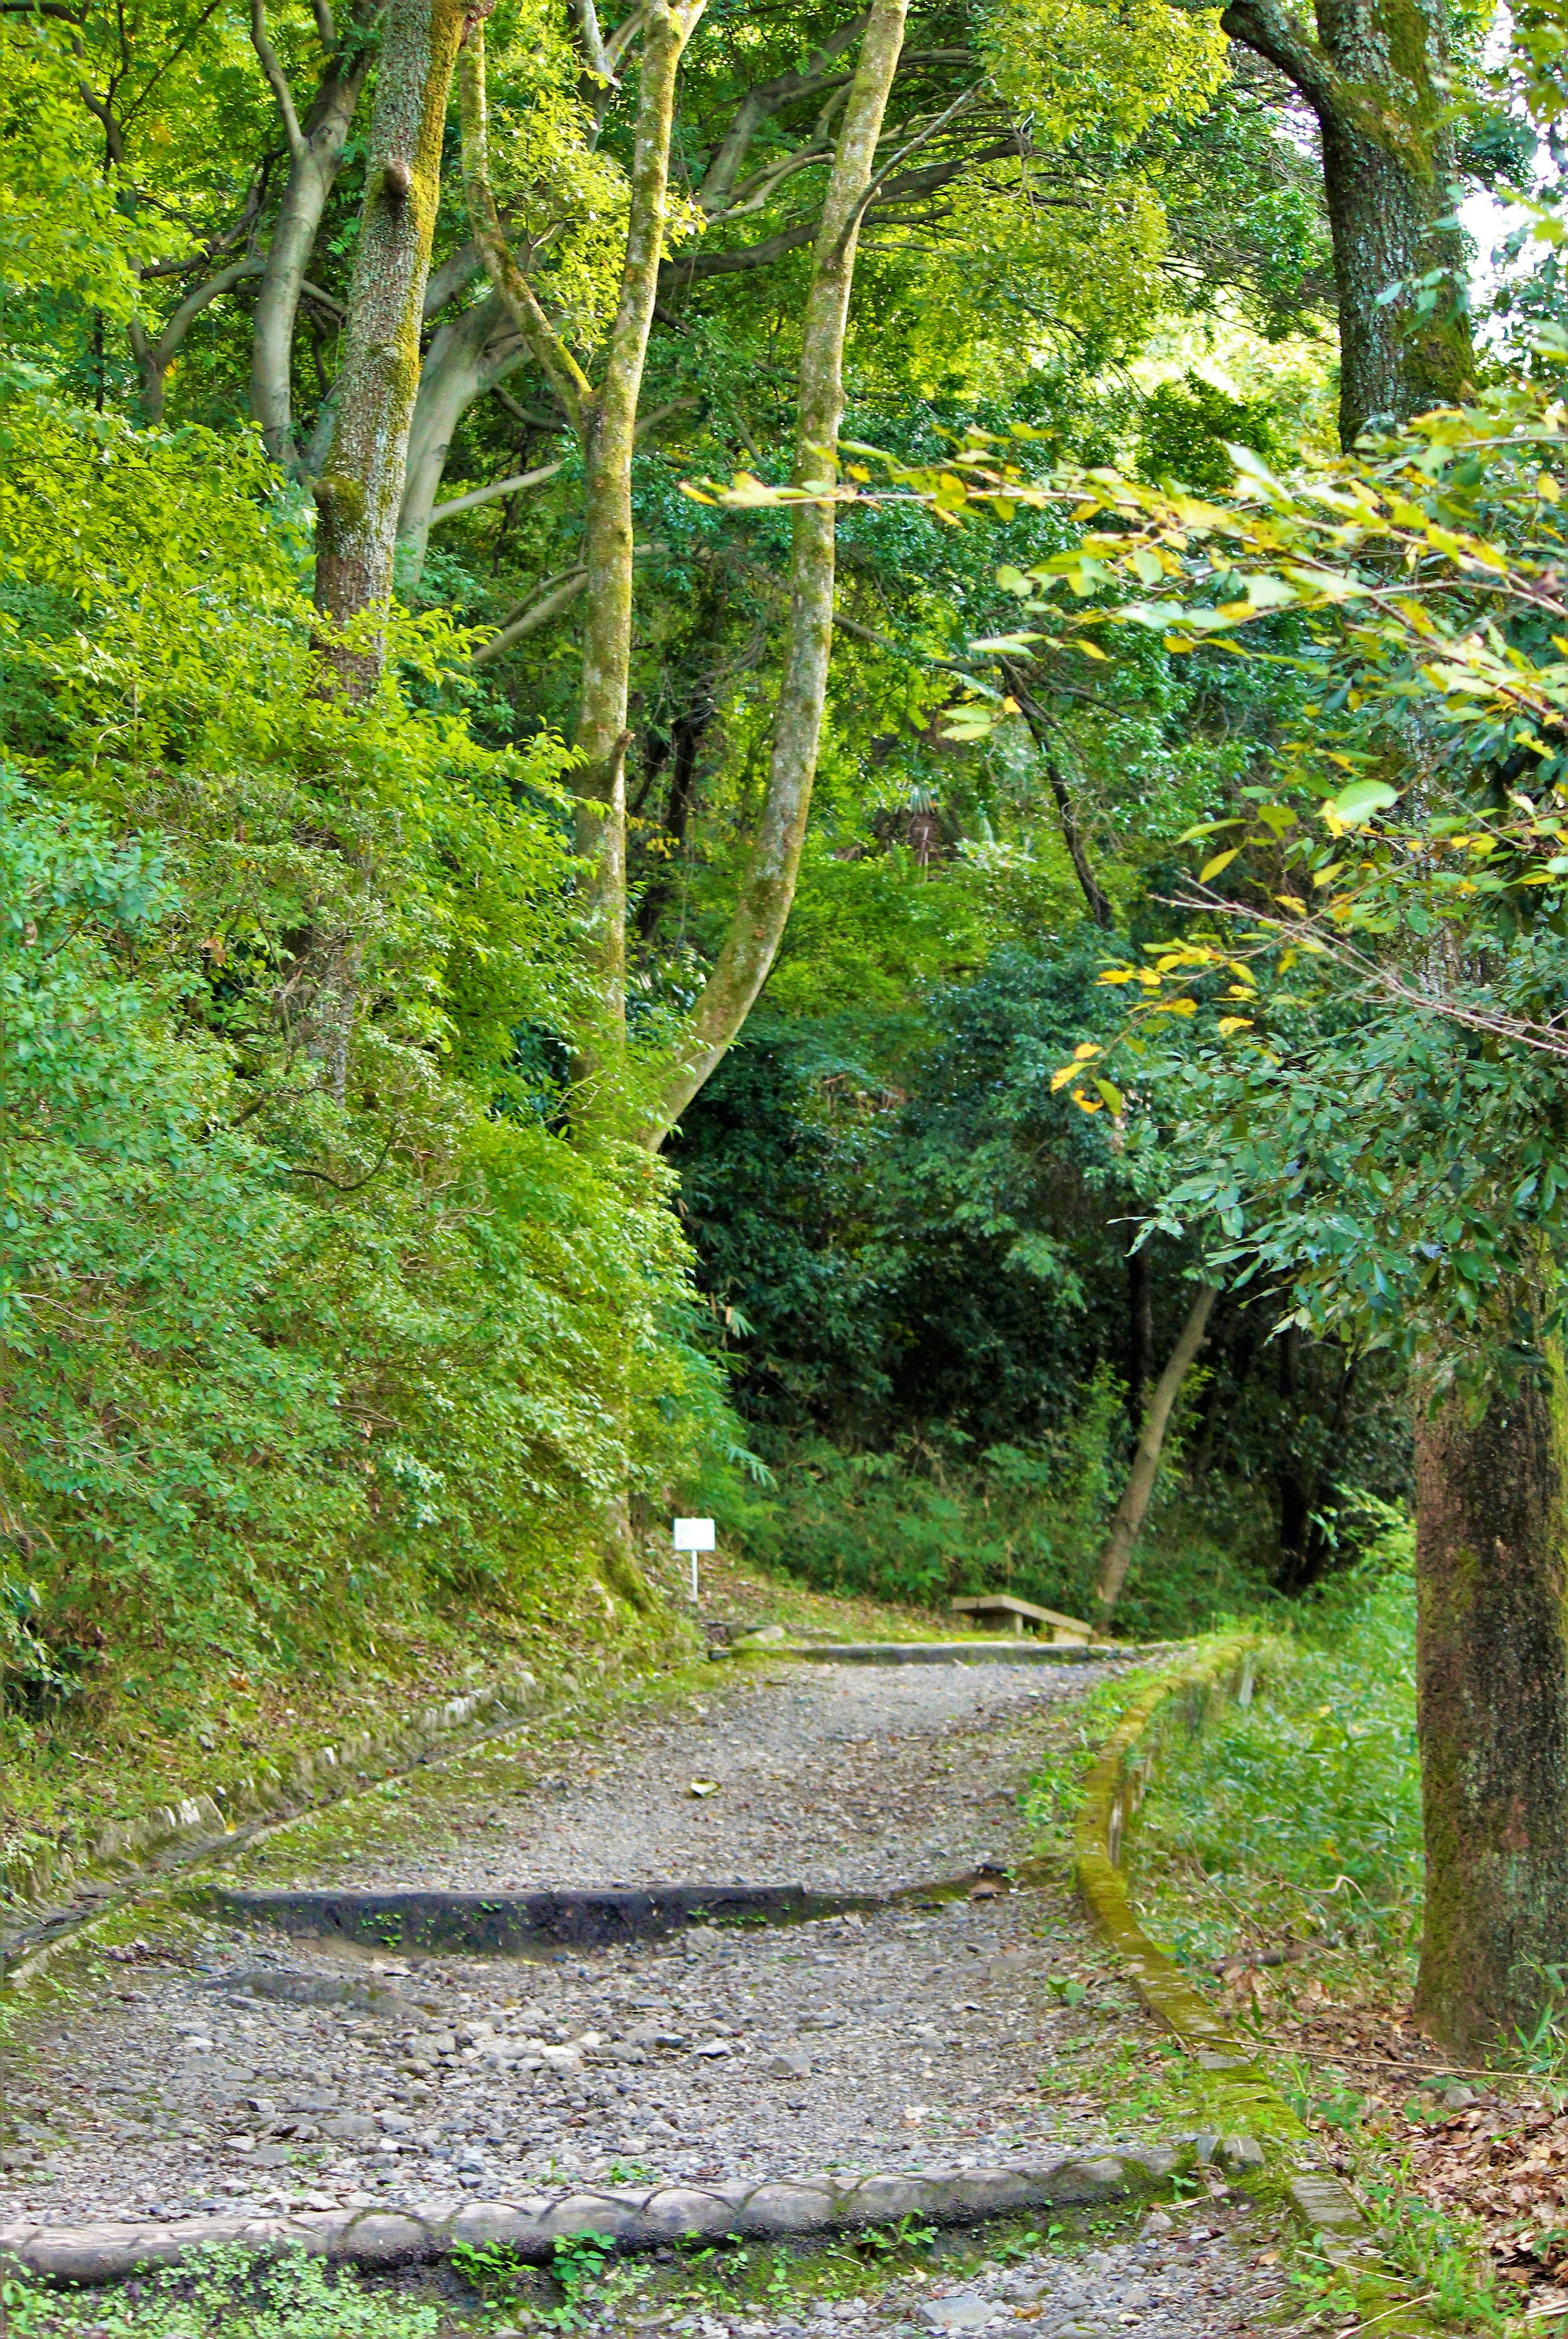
[673,1516,715,1604]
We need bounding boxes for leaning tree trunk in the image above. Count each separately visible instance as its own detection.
[1095,1283,1218,1629]
[1221,0,1471,445]
[313,0,468,695]
[642,0,911,1145]
[1411,1344,1568,2058]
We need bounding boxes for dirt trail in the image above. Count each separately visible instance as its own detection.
[9,1653,1294,2335]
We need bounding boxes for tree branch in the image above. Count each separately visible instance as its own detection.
[457,22,591,435]
[250,0,305,158]
[430,456,567,524]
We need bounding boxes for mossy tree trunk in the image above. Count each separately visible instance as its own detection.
[313,0,469,697]
[249,0,383,474]
[642,0,911,1146]
[1220,0,1471,445]
[1412,1345,1568,2057]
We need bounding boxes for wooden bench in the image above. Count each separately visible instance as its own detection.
[950,1593,1092,1643]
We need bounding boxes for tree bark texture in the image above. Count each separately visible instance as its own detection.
[251,4,380,473]
[1095,1282,1218,1627]
[643,0,910,1147]
[312,0,468,695]
[1412,1350,1568,2058]
[1221,0,1470,445]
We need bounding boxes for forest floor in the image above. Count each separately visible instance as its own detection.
[1,1633,1301,2339]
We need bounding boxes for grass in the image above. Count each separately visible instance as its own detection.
[0,2204,1189,2339]
[1118,1523,1548,2333]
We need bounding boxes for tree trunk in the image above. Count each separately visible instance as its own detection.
[571,0,704,1081]
[642,0,911,1146]
[1412,1349,1568,2058]
[1274,1322,1314,1586]
[312,0,468,695]
[251,32,378,474]
[1221,0,1471,445]
[396,289,523,587]
[1095,1283,1218,1628]
[1127,1233,1153,1421]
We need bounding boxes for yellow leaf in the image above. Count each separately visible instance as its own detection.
[1159,997,1198,1016]
[1073,1042,1102,1061]
[1098,968,1139,985]
[1072,1092,1103,1113]
[1050,1065,1077,1092]
[1217,1016,1254,1036]
[1077,639,1110,660]
[1199,846,1243,883]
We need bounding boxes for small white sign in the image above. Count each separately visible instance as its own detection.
[673,1517,716,1552]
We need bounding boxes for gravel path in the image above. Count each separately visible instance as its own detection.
[6,1656,1294,2333]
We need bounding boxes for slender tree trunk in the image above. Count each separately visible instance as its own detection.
[1094,1283,1218,1628]
[1412,1344,1568,2057]
[129,258,266,422]
[396,290,521,586]
[1127,1233,1153,1422]
[572,0,704,1081]
[313,0,468,695]
[251,38,377,473]
[1221,0,1471,444]
[643,0,910,1146]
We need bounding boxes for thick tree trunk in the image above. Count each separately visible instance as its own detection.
[643,0,910,1146]
[1221,0,1471,445]
[312,0,467,695]
[1095,1283,1218,1628]
[1412,1350,1568,2058]
[251,38,377,473]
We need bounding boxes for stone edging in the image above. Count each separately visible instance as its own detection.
[1,1667,544,1978]
[733,1643,1186,1668]
[0,2147,1205,2285]
[1071,1637,1447,2338]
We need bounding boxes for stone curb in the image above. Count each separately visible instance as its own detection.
[0,2149,1189,2285]
[1071,1637,1448,2338]
[731,1643,1185,1668]
[0,1666,546,1979]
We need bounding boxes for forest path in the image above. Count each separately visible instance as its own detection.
[14,1654,1292,2333]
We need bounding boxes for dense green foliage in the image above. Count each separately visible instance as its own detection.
[0,383,723,1738]
[6,0,1563,1797]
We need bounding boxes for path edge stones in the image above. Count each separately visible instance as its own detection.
[0,1665,550,1981]
[1071,1635,1449,2339]
[0,2151,1196,2285]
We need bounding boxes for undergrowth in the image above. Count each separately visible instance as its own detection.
[730,1379,1275,1640]
[1131,1517,1422,1978]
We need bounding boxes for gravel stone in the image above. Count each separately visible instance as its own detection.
[9,1653,1294,2328]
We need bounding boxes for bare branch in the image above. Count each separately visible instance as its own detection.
[430,457,567,525]
[250,0,304,157]
[471,569,588,663]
